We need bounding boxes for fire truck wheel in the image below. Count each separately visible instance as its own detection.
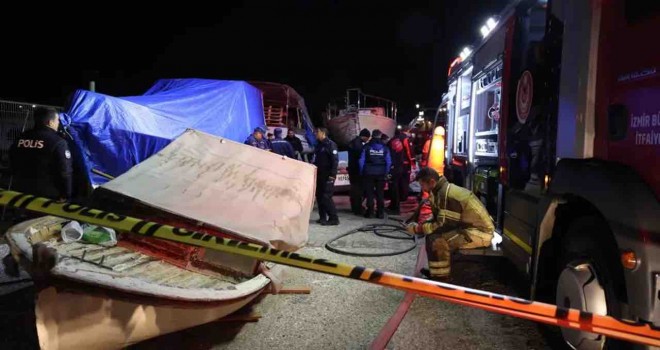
[555,216,629,350]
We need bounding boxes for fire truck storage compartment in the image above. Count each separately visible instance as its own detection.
[454,72,472,157]
[473,166,499,216]
[472,63,503,158]
[470,61,503,216]
[447,66,473,188]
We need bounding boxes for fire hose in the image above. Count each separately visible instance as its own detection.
[324,222,418,257]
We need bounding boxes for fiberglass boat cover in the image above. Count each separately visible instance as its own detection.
[101,129,315,250]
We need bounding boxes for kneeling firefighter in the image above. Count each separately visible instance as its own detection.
[406,167,494,280]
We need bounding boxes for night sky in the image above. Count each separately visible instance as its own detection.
[2,0,509,125]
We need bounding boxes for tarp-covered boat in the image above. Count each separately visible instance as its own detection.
[63,79,266,186]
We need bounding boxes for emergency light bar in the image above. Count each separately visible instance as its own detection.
[459,47,472,60]
[481,17,498,38]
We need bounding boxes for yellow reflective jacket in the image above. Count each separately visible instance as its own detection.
[420,177,495,236]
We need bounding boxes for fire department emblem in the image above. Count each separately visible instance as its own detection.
[516,70,533,124]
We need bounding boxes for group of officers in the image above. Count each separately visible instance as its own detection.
[306,126,416,227]
[346,128,415,219]
[11,108,494,282]
[244,126,305,160]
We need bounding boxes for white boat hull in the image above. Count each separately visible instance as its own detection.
[358,114,397,140]
[327,113,397,148]
[35,286,261,350]
[5,217,272,350]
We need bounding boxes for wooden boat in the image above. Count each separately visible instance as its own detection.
[5,216,272,350]
[2,130,315,349]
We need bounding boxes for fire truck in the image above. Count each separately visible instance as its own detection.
[442,0,660,348]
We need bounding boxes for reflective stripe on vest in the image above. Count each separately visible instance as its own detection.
[440,209,461,221]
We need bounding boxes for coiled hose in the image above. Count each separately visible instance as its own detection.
[324,220,418,257]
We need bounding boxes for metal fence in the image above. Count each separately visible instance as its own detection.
[0,100,62,185]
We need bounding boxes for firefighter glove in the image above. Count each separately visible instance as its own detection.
[406,222,419,236]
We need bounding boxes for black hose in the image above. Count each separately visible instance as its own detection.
[324,220,418,257]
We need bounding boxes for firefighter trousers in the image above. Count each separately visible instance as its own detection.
[425,228,492,278]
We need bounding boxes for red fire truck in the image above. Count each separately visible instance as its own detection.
[443,0,660,348]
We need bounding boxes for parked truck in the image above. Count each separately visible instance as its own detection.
[443,0,660,348]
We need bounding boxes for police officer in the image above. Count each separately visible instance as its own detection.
[244,127,271,150]
[407,167,494,281]
[9,106,72,201]
[270,128,296,158]
[313,127,339,226]
[285,129,304,160]
[347,128,370,215]
[359,129,391,218]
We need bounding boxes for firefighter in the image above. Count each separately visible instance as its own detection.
[313,127,339,225]
[9,106,72,201]
[244,127,271,150]
[347,128,370,215]
[270,128,295,158]
[407,167,494,280]
[400,128,414,199]
[387,128,415,214]
[359,129,391,219]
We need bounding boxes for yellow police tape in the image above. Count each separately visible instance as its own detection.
[1,189,659,347]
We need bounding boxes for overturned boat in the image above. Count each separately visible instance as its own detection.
[325,88,398,149]
[6,216,271,350]
[5,130,317,349]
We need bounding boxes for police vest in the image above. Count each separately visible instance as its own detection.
[363,142,388,176]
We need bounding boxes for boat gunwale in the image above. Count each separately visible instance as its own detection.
[5,218,271,304]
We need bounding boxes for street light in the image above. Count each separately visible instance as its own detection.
[415,104,420,109]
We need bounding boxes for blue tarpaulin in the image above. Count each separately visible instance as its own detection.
[63,79,265,185]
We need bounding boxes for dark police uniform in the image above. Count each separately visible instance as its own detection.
[347,136,366,214]
[244,134,271,151]
[314,137,339,224]
[10,126,73,199]
[271,137,296,158]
